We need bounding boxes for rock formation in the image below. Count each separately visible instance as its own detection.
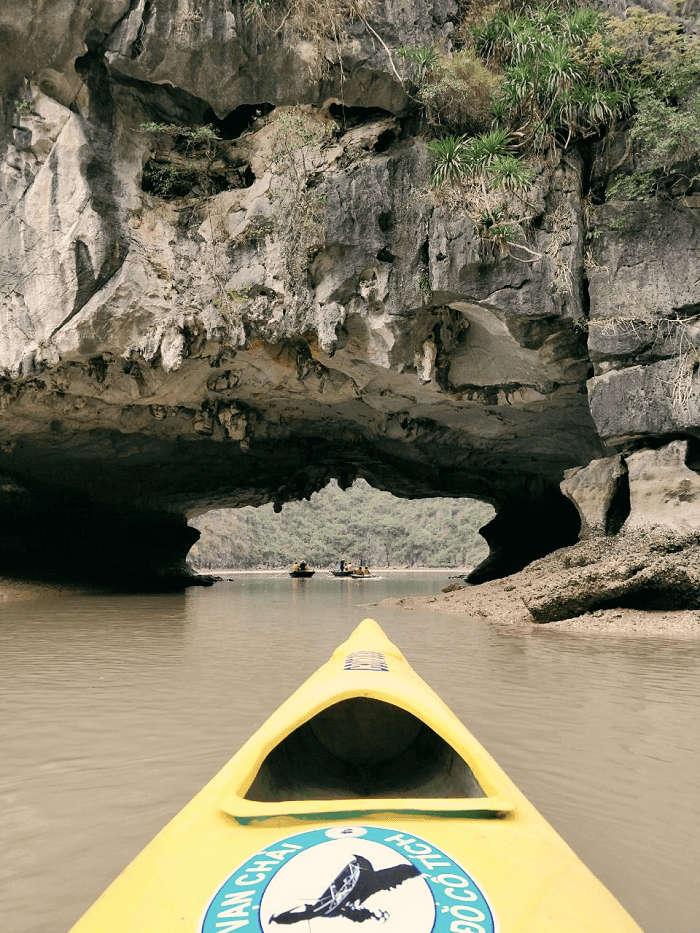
[0,0,698,597]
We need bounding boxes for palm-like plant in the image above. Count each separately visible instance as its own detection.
[539,42,583,99]
[513,19,551,63]
[573,85,612,130]
[489,97,510,125]
[532,8,561,34]
[563,8,601,44]
[531,121,557,154]
[473,11,516,64]
[488,154,535,190]
[428,135,468,187]
[500,64,535,112]
[397,45,440,85]
[466,128,512,172]
[484,221,517,249]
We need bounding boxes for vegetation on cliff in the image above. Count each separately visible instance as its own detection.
[415,4,698,166]
[188,480,492,569]
[415,2,699,248]
[136,1,698,257]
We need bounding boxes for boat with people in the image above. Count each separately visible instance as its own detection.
[351,565,372,578]
[289,560,314,578]
[70,618,642,933]
[330,558,355,577]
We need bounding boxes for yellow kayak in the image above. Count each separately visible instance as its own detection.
[70,619,643,932]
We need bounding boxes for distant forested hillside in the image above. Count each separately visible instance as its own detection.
[188,480,493,570]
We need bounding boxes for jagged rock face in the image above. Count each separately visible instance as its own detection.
[0,1,698,583]
[586,198,700,445]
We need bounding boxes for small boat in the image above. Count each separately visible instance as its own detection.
[70,620,642,933]
[289,561,314,578]
[351,569,372,578]
[331,560,355,577]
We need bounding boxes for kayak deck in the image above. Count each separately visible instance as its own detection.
[69,619,643,933]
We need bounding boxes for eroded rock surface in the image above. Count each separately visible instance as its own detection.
[521,532,700,622]
[0,0,698,588]
[561,455,628,538]
[624,441,700,534]
[390,530,700,627]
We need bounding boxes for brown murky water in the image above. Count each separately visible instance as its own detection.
[1,572,699,933]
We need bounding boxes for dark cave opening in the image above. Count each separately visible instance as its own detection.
[328,103,394,126]
[606,467,631,536]
[328,103,398,150]
[203,102,275,139]
[467,489,582,584]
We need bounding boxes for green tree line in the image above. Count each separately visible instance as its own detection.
[188,480,492,570]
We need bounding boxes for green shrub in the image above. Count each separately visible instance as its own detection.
[419,268,432,300]
[630,87,700,175]
[139,122,220,143]
[418,50,502,132]
[139,121,177,135]
[606,172,656,201]
[476,206,518,249]
[142,160,201,199]
[464,128,512,172]
[472,5,622,151]
[488,153,535,190]
[142,162,181,198]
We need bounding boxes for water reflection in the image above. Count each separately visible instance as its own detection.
[1,574,699,933]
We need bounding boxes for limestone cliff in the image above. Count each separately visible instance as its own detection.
[0,0,698,592]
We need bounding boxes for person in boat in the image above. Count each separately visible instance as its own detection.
[299,560,307,572]
[339,558,345,572]
[292,562,299,572]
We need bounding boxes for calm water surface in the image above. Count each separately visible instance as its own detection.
[1,572,699,933]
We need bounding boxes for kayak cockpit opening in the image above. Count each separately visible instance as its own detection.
[244,698,484,801]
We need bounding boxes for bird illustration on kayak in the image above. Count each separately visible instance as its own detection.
[269,854,421,924]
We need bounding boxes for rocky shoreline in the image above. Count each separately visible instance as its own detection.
[383,589,700,638]
[381,529,700,638]
[384,590,700,639]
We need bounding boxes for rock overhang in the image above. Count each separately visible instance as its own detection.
[0,0,698,588]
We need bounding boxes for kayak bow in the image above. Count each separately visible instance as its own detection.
[70,619,643,933]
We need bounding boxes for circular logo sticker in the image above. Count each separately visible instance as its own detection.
[201,826,496,933]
